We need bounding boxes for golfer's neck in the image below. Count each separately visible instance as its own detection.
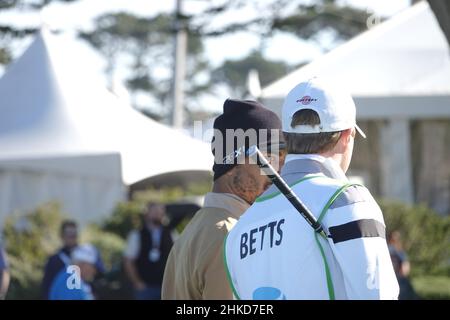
[212,180,234,195]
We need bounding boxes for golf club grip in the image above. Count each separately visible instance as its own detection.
[248,146,324,234]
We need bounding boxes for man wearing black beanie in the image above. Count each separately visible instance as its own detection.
[162,99,285,300]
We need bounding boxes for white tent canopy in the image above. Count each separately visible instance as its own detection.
[0,29,213,225]
[261,1,450,119]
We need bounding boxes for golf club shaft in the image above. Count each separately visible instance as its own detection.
[247,145,326,237]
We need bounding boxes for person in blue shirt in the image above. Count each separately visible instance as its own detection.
[41,220,79,299]
[0,243,10,299]
[49,244,98,300]
[41,220,105,299]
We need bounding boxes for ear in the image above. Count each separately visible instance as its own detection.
[340,128,353,147]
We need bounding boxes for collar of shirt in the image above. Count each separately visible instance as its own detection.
[282,154,348,182]
[203,192,250,219]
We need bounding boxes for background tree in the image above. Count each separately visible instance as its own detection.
[80,0,374,119]
[0,0,78,65]
[80,12,211,119]
[212,50,296,97]
[0,0,380,121]
[189,0,374,45]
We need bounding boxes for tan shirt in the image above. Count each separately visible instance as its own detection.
[161,192,249,300]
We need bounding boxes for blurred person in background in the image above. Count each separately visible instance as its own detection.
[124,202,173,300]
[162,99,285,299]
[49,244,98,300]
[388,231,410,277]
[41,220,79,299]
[388,231,419,299]
[0,243,10,299]
[41,220,105,299]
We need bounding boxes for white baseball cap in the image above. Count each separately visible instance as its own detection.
[282,77,366,138]
[71,244,97,265]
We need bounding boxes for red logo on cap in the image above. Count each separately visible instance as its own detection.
[296,96,317,105]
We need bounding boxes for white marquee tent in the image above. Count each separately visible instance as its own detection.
[260,1,450,205]
[261,1,450,111]
[0,29,213,226]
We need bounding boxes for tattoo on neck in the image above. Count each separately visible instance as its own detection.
[232,172,258,204]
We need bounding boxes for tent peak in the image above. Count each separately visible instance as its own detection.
[260,1,450,99]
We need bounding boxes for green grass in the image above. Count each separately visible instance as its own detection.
[412,276,450,300]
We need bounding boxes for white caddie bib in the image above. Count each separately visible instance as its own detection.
[224,175,359,300]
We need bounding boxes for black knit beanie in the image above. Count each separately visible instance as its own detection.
[211,99,284,181]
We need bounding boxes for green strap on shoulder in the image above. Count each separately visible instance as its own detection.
[255,174,323,202]
[315,182,364,300]
[314,232,335,299]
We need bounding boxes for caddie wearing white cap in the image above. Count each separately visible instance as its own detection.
[224,77,399,300]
